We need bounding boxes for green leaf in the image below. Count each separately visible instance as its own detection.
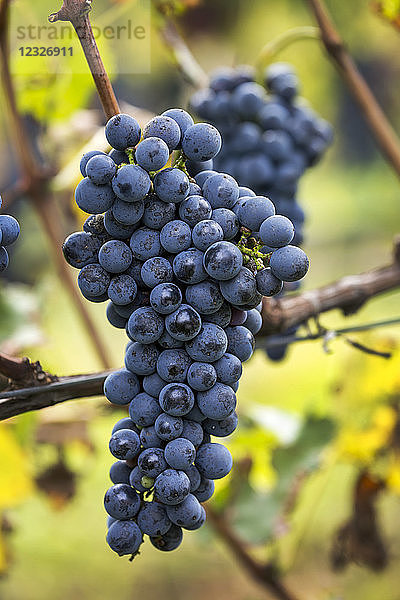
[229,416,336,545]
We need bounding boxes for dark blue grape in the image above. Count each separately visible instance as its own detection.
[162,108,194,136]
[179,195,212,227]
[99,240,132,274]
[160,220,192,254]
[150,523,183,551]
[165,304,202,342]
[135,137,170,171]
[181,419,204,448]
[78,263,111,297]
[187,362,217,392]
[154,469,190,505]
[243,309,263,335]
[159,383,195,417]
[129,227,161,261]
[150,282,182,315]
[185,323,227,363]
[112,198,144,226]
[129,391,161,427]
[219,267,257,306]
[104,368,140,405]
[112,165,151,202]
[140,426,163,449]
[164,437,196,470]
[155,413,184,441]
[112,417,139,435]
[255,267,283,296]
[157,349,192,383]
[192,219,223,251]
[143,116,181,151]
[213,353,242,384]
[197,383,236,420]
[185,280,224,315]
[109,461,132,485]
[137,501,172,536]
[62,231,101,269]
[182,123,222,161]
[86,154,117,185]
[211,208,239,240]
[142,197,176,230]
[172,248,207,285]
[141,256,173,289]
[193,477,214,502]
[127,307,164,344]
[203,173,239,209]
[138,448,168,478]
[105,114,141,150]
[104,483,140,519]
[75,178,115,214]
[225,325,255,362]
[203,412,238,437]
[166,493,202,529]
[104,210,137,240]
[259,215,294,247]
[154,168,190,204]
[203,241,242,281]
[80,150,106,177]
[237,195,275,231]
[204,302,232,328]
[125,342,159,375]
[106,302,127,328]
[109,429,141,460]
[108,274,137,305]
[195,442,232,479]
[269,245,309,281]
[106,520,142,556]
[143,373,166,397]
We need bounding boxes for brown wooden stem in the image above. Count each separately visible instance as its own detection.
[49,1,120,119]
[307,0,400,177]
[206,506,300,600]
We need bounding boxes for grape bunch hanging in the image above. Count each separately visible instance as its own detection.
[190,62,333,245]
[0,199,20,272]
[190,62,332,359]
[63,109,309,558]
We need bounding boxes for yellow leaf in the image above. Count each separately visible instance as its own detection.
[0,425,33,509]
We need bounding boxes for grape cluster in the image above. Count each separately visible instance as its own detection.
[190,62,333,246]
[63,109,309,558]
[0,198,20,272]
[190,63,332,359]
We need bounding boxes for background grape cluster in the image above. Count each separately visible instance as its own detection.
[63,109,309,558]
[190,62,333,359]
[0,198,20,272]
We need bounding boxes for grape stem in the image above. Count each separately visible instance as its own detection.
[49,0,120,120]
[255,26,320,74]
[206,506,300,600]
[307,0,400,178]
[154,2,209,90]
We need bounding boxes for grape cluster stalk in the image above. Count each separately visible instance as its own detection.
[63,108,309,558]
[0,198,20,272]
[190,62,333,359]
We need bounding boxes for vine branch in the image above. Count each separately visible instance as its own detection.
[49,0,120,119]
[154,4,208,90]
[307,0,400,178]
[206,506,300,600]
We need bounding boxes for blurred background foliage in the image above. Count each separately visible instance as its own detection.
[1,0,400,598]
